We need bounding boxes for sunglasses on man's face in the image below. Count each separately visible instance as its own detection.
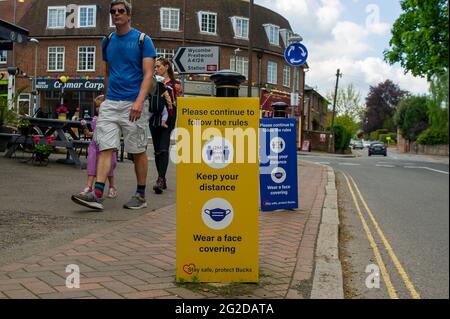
[110,8,127,15]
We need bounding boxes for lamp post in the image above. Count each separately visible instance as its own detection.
[233,48,241,72]
[29,38,39,116]
[288,34,303,147]
[58,75,68,105]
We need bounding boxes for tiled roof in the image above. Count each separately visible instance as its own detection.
[19,0,294,54]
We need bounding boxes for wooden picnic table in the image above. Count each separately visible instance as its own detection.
[1,117,91,169]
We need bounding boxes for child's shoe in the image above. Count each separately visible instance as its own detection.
[107,186,118,199]
[80,187,92,195]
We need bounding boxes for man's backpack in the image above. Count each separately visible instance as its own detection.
[102,31,146,60]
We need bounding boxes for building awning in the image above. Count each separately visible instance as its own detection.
[36,78,104,92]
[0,19,29,50]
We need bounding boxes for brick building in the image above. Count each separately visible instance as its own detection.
[1,0,308,122]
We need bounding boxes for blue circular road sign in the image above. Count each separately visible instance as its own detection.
[284,42,308,66]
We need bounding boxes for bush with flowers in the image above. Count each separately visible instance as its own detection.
[32,136,54,155]
[56,105,68,114]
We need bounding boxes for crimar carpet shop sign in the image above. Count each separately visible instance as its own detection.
[35,79,104,91]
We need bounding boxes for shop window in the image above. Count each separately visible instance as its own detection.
[78,5,96,28]
[18,93,31,115]
[0,50,6,64]
[47,6,66,29]
[78,46,96,71]
[45,91,61,100]
[160,8,180,31]
[198,11,217,34]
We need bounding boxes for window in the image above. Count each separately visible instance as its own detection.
[283,65,291,87]
[156,48,175,60]
[109,15,115,28]
[198,11,217,34]
[78,46,96,71]
[47,6,66,29]
[160,8,180,31]
[78,5,96,28]
[263,24,280,46]
[230,55,248,78]
[231,17,249,39]
[48,47,65,71]
[45,91,61,100]
[267,61,277,84]
[0,51,6,64]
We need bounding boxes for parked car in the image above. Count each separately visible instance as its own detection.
[368,142,387,156]
[353,140,364,149]
[363,140,372,148]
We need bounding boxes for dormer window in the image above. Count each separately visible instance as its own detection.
[280,29,293,47]
[264,24,280,46]
[231,16,249,39]
[160,7,180,31]
[198,11,217,35]
[47,6,66,29]
[78,5,96,28]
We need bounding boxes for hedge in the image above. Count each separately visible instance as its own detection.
[417,128,449,145]
[334,124,352,151]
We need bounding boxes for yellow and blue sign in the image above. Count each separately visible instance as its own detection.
[259,118,298,211]
[176,97,260,283]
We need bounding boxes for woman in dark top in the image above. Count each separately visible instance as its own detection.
[151,57,182,194]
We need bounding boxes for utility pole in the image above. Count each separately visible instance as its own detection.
[247,0,254,97]
[328,69,342,153]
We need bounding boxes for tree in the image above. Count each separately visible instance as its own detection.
[326,84,364,122]
[334,114,360,138]
[427,70,449,130]
[363,80,408,133]
[384,0,449,80]
[394,96,429,141]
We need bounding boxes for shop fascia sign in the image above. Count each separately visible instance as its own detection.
[35,78,104,91]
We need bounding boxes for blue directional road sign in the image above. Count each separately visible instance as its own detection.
[284,42,308,66]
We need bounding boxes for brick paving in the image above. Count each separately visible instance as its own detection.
[0,161,327,299]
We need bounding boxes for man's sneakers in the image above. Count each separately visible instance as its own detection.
[123,194,147,210]
[71,192,104,210]
[72,190,146,211]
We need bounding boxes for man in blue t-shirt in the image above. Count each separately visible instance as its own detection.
[72,0,156,211]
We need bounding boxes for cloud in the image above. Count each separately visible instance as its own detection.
[365,4,390,35]
[316,0,344,30]
[256,0,310,18]
[306,57,429,102]
[254,0,428,101]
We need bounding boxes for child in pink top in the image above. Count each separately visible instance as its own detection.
[79,95,117,198]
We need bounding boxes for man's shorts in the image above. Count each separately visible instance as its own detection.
[94,99,150,154]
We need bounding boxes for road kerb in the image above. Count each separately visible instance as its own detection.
[311,166,344,299]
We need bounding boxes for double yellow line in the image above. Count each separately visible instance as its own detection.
[342,172,421,299]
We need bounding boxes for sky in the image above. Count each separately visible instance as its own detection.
[254,0,430,103]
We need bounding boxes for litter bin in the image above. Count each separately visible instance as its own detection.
[272,102,288,118]
[210,70,246,97]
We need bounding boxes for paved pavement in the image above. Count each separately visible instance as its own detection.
[0,151,331,299]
